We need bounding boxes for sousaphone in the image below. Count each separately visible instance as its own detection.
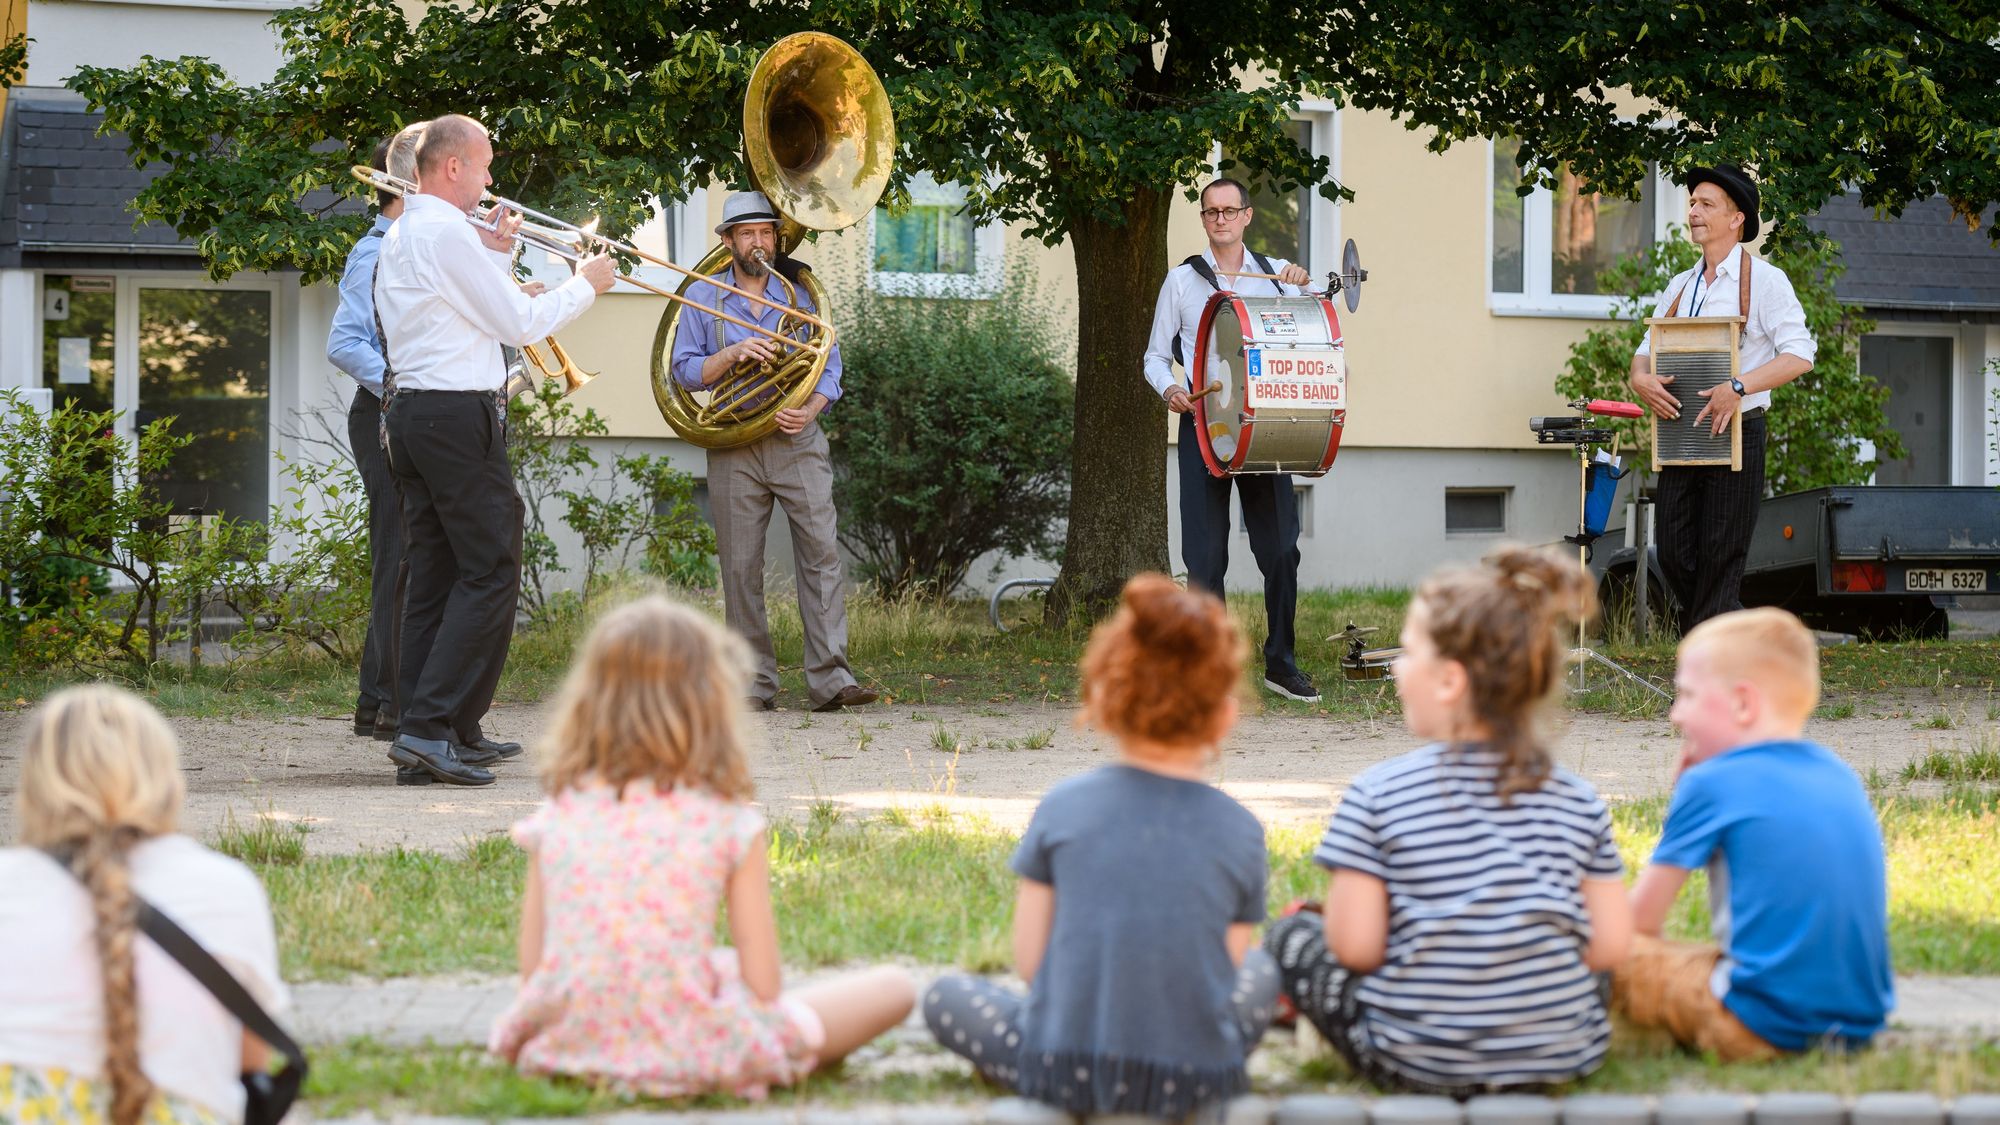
[651,33,896,449]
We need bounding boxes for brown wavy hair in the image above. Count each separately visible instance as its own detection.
[540,594,756,800]
[1413,546,1597,798]
[1080,573,1247,750]
[17,685,185,1125]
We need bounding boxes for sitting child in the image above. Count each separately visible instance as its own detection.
[1616,607,1893,1059]
[925,574,1279,1120]
[1265,547,1631,1095]
[488,595,915,1098]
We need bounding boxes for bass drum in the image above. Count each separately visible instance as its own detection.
[1189,292,1347,477]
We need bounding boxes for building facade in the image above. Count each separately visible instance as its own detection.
[5,0,1997,596]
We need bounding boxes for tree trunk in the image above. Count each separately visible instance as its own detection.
[1045,190,1175,627]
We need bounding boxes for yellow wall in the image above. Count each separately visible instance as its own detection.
[1,0,26,126]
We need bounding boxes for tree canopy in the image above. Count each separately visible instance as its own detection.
[67,0,2000,619]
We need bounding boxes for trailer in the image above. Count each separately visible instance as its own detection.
[1591,486,2000,639]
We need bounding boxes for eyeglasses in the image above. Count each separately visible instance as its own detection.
[1199,206,1250,222]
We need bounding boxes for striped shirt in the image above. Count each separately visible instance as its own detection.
[1314,743,1624,1089]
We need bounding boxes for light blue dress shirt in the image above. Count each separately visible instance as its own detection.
[668,266,843,406]
[326,214,394,396]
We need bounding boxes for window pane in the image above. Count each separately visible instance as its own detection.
[42,275,117,414]
[629,198,675,263]
[138,288,271,523]
[1224,119,1313,267]
[1550,165,1654,295]
[875,173,976,275]
[1445,488,1509,534]
[1492,139,1525,294]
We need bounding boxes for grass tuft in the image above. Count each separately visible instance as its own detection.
[1900,737,2000,784]
[213,811,309,867]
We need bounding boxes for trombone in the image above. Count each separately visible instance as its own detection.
[348,166,834,375]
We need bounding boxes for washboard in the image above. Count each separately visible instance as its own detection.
[1646,315,1744,472]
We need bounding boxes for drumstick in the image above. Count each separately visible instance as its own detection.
[1187,380,1224,402]
[1215,269,1327,295]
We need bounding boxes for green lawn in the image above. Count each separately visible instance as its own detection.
[8,585,1997,720]
[242,789,2000,982]
[302,1035,2000,1118]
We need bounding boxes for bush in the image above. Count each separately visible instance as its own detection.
[825,268,1072,596]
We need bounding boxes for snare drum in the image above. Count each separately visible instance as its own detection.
[1189,293,1347,477]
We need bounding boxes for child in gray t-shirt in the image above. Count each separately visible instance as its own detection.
[924,575,1278,1120]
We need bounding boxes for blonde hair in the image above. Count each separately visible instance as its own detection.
[16,686,186,1125]
[1412,546,1597,798]
[388,122,424,184]
[1680,607,1821,723]
[540,594,756,800]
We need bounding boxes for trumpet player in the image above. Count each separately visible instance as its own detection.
[374,113,615,786]
[669,191,877,714]
[327,123,421,750]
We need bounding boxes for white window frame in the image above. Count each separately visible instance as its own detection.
[868,172,1005,299]
[1208,101,1343,282]
[30,269,283,521]
[1487,141,1681,319]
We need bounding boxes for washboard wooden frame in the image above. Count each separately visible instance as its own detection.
[1646,314,1744,471]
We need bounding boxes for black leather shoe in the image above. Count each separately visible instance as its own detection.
[354,705,379,736]
[457,737,524,767]
[811,684,880,713]
[395,766,433,786]
[747,695,775,712]
[373,712,398,741]
[387,736,495,786]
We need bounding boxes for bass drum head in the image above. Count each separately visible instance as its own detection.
[1205,299,1249,461]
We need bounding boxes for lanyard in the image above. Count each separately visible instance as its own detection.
[1688,268,1711,316]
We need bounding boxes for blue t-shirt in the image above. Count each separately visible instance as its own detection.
[1651,740,1895,1050]
[1009,765,1267,1118]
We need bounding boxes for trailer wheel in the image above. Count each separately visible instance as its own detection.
[1850,599,1949,642]
[1597,565,1676,640]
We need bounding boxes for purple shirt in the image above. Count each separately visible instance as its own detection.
[667,266,843,405]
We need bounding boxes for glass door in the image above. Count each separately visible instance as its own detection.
[135,285,273,522]
[40,274,116,413]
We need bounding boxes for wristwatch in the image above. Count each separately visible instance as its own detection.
[1729,376,1748,396]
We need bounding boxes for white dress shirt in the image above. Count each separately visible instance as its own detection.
[1142,250,1303,400]
[0,837,286,1122]
[1632,248,1816,413]
[374,194,598,393]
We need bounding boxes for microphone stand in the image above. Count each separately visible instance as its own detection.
[1535,409,1673,704]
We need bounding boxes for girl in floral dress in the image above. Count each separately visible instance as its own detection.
[488,595,915,1098]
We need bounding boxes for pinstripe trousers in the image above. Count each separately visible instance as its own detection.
[1655,411,1767,633]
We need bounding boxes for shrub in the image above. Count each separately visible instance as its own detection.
[826,268,1072,597]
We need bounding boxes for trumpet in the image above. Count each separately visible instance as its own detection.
[348,166,834,376]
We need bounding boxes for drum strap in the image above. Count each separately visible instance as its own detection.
[1663,246,1752,320]
[1172,250,1277,368]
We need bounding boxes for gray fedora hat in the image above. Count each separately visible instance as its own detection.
[715,191,781,235]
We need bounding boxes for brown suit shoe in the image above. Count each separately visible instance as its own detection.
[811,684,879,712]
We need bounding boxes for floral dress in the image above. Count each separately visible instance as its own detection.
[487,782,814,1099]
[0,1065,225,1125]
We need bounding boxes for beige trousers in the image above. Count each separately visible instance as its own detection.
[707,421,857,706]
[1612,933,1780,1063]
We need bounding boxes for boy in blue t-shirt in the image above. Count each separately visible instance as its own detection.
[1617,607,1894,1060]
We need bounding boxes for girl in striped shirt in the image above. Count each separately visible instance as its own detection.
[1266,547,1633,1094]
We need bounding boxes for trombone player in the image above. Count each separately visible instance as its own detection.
[669,191,878,713]
[376,113,614,786]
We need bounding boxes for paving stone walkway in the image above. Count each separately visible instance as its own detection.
[293,973,2000,1124]
[291,971,2000,1049]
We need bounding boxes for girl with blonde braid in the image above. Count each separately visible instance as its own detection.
[0,686,284,1125]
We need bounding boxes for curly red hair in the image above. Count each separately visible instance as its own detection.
[1080,574,1247,748]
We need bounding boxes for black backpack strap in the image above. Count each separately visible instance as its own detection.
[1251,249,1276,285]
[364,228,385,240]
[134,902,306,1075]
[1173,256,1223,368]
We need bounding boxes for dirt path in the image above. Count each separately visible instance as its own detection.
[2,695,1982,854]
